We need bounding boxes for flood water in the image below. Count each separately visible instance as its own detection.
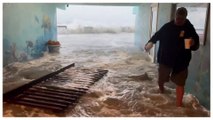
[3,33,210,117]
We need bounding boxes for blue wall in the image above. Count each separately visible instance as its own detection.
[186,14,210,109]
[3,3,60,66]
[134,3,151,49]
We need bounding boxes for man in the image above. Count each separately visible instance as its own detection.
[144,7,199,107]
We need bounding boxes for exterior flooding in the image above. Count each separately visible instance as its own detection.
[3,3,210,113]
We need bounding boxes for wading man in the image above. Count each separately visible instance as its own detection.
[144,7,199,107]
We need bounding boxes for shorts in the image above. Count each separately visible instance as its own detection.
[158,64,188,86]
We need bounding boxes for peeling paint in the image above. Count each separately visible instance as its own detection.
[3,3,58,66]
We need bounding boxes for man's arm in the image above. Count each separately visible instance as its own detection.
[144,31,160,52]
[148,31,160,44]
[144,23,167,51]
[190,25,200,51]
[148,23,168,44]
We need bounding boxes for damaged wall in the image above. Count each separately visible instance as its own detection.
[3,3,61,66]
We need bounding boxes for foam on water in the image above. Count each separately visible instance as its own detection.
[3,33,210,117]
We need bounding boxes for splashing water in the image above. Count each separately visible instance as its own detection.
[3,33,210,117]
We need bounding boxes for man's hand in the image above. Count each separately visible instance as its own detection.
[144,42,153,52]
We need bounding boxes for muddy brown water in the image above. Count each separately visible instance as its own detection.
[3,33,210,117]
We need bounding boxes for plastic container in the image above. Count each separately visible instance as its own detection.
[184,38,192,49]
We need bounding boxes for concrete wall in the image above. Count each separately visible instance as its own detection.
[185,12,210,109]
[3,3,60,66]
[134,3,151,49]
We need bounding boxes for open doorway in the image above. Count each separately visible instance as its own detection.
[56,4,136,52]
[56,4,138,66]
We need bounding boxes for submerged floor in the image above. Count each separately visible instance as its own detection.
[3,33,210,117]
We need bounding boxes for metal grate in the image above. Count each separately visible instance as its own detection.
[3,63,108,112]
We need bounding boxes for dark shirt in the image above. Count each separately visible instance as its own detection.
[148,19,199,73]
